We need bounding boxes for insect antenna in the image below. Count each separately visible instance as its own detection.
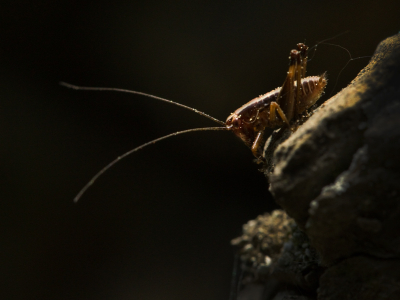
[305,33,371,97]
[316,43,371,97]
[59,82,226,126]
[73,126,228,203]
[307,30,351,62]
[308,31,350,51]
[60,83,231,201]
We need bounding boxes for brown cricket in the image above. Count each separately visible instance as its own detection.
[226,43,327,158]
[61,42,327,202]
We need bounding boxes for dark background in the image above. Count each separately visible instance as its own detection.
[1,1,398,299]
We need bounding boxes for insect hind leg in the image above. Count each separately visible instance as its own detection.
[297,43,308,78]
[270,101,290,127]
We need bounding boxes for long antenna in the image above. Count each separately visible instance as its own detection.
[307,31,351,63]
[73,127,228,203]
[317,43,371,96]
[308,30,350,52]
[60,82,226,126]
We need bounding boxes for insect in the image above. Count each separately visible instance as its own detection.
[226,43,327,159]
[61,42,327,202]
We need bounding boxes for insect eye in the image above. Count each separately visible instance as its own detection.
[232,118,241,128]
[226,115,235,126]
[226,115,240,129]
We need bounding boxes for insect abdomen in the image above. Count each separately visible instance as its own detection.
[297,74,327,114]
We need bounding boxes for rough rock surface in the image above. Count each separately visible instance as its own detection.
[234,33,400,299]
[231,210,320,300]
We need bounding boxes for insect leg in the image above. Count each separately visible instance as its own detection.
[251,130,265,160]
[294,43,309,116]
[270,102,290,126]
[275,49,298,123]
[297,43,308,78]
[295,56,302,115]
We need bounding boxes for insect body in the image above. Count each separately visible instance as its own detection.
[62,42,327,202]
[226,43,327,158]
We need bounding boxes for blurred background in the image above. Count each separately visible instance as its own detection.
[1,1,399,299]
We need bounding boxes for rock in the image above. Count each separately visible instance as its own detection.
[266,33,400,267]
[318,256,400,299]
[241,34,400,300]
